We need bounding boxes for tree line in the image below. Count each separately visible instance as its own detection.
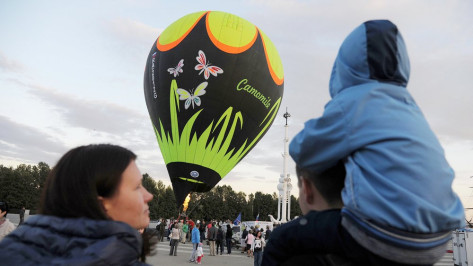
[0,163,302,221]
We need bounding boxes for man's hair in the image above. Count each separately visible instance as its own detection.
[39,144,136,219]
[296,160,346,207]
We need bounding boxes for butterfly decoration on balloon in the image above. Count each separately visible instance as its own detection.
[167,59,184,77]
[195,50,223,80]
[176,81,208,110]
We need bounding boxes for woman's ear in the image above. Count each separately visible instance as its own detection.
[97,196,109,212]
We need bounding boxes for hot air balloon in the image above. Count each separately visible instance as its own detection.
[144,11,284,206]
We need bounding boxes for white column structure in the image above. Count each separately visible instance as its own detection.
[277,108,292,223]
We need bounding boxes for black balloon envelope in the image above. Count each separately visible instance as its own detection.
[144,11,284,206]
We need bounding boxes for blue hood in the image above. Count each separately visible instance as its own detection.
[329,20,410,98]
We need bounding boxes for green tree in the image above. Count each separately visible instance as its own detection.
[253,192,274,221]
[30,162,50,210]
[209,186,231,219]
[243,193,254,221]
[290,195,302,218]
[0,165,15,204]
[161,186,178,219]
[197,188,224,221]
[142,173,160,220]
[153,180,167,218]
[271,192,279,219]
[35,162,50,190]
[0,163,50,211]
[183,185,249,222]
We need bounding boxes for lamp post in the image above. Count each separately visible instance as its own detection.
[278,108,292,223]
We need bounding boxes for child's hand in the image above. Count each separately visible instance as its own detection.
[0,210,6,218]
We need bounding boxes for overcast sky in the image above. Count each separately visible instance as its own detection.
[1,0,472,218]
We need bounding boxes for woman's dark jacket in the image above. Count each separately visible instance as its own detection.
[0,215,149,265]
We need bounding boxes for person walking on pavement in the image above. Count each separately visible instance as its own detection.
[252,231,265,266]
[225,224,233,254]
[264,225,271,240]
[208,222,218,256]
[158,218,166,242]
[199,221,206,243]
[169,225,180,256]
[181,220,189,244]
[246,230,255,258]
[216,225,224,255]
[241,225,248,253]
[189,223,201,262]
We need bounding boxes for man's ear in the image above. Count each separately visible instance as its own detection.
[301,177,315,204]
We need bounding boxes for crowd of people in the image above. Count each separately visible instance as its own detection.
[154,217,272,265]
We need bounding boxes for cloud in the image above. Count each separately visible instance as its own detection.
[107,17,162,46]
[1,77,168,174]
[0,115,67,166]
[0,51,26,73]
[103,18,163,68]
[26,83,148,135]
[409,54,473,141]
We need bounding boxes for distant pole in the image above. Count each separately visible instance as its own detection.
[279,108,291,223]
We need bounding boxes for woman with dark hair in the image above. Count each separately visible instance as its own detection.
[0,144,154,265]
[252,230,265,266]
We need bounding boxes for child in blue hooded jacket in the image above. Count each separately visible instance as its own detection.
[263,20,464,266]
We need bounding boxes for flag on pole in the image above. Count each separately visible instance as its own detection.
[256,213,259,222]
[233,213,241,225]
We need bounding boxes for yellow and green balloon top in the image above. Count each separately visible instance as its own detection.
[144,11,284,206]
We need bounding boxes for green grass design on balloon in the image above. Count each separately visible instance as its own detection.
[153,79,281,182]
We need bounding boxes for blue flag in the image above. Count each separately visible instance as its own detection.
[256,213,259,221]
[234,212,241,225]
